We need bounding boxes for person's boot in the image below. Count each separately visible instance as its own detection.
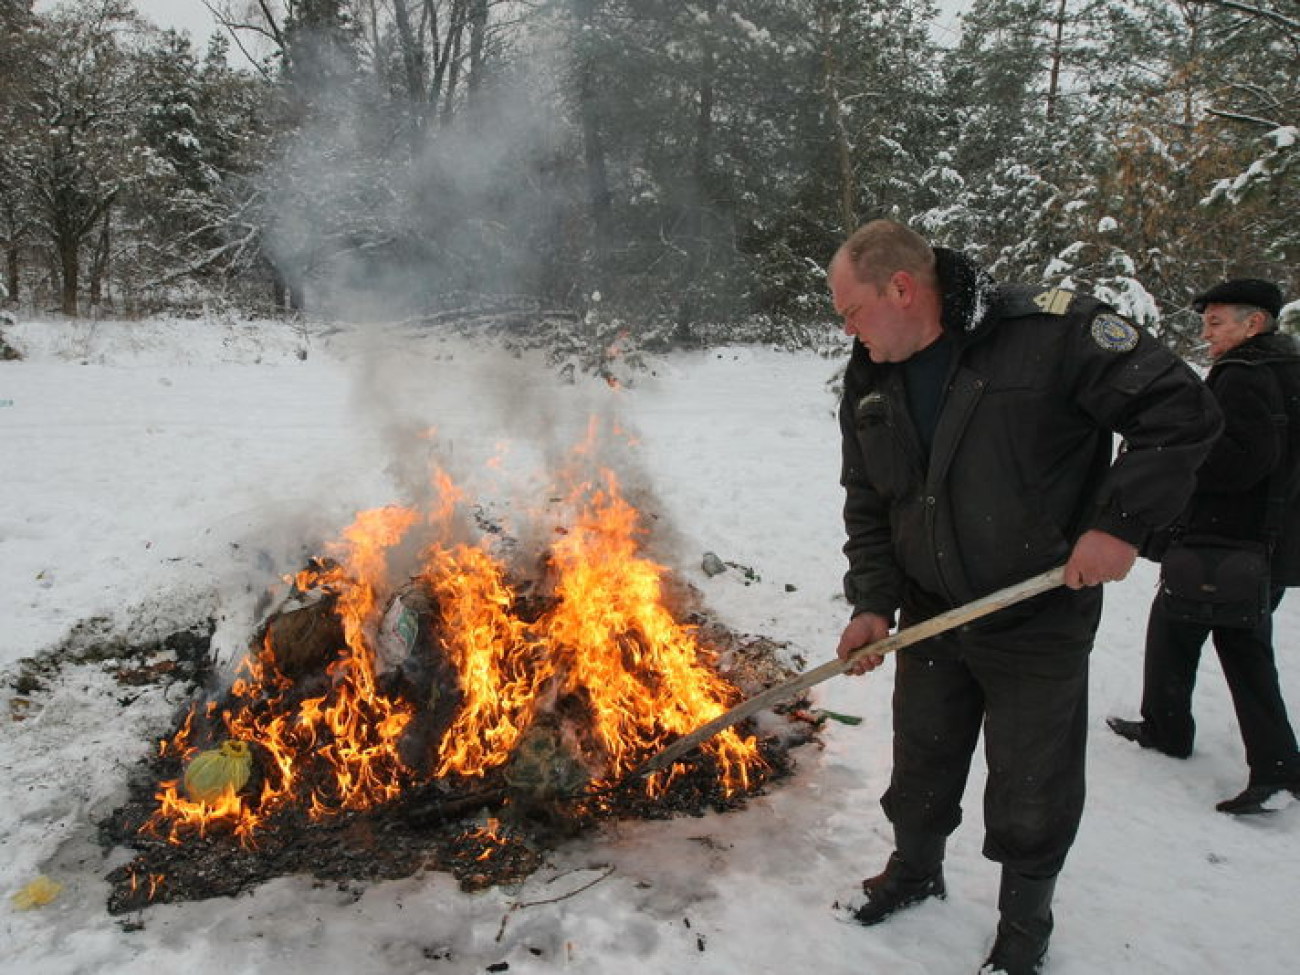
[1215,780,1300,815]
[848,829,946,926]
[980,869,1056,974]
[1105,716,1191,759]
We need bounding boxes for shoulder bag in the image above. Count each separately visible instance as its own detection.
[1159,534,1271,628]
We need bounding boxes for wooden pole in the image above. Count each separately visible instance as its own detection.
[635,565,1067,776]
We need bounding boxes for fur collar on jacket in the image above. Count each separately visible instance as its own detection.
[935,247,999,341]
[1213,330,1300,370]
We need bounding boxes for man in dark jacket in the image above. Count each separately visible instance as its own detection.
[1109,278,1300,815]
[828,220,1221,975]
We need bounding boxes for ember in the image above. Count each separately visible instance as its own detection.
[101,451,817,913]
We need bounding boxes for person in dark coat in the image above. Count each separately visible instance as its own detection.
[828,220,1221,975]
[1108,278,1300,815]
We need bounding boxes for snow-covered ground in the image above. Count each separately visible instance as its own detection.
[1,314,1297,974]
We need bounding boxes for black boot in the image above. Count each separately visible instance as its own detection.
[1105,716,1190,759]
[981,870,1056,975]
[849,830,946,926]
[1215,780,1300,815]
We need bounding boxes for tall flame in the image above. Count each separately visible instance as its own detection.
[427,542,538,778]
[144,448,764,847]
[536,472,755,793]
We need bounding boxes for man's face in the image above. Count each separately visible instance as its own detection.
[1200,303,1261,359]
[829,255,920,364]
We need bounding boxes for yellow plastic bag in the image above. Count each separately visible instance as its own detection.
[183,739,253,803]
[11,875,62,910]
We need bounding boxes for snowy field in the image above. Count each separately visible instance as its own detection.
[1,314,1297,974]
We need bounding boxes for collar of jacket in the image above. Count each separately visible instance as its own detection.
[1213,330,1300,371]
[934,247,1000,345]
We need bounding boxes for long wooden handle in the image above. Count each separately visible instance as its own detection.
[635,565,1067,776]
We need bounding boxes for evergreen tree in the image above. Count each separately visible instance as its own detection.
[1196,0,1299,285]
[119,28,276,306]
[1059,0,1300,344]
[925,0,1155,325]
[123,31,220,292]
[544,0,945,329]
[27,0,144,315]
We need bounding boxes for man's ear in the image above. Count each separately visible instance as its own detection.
[889,270,916,305]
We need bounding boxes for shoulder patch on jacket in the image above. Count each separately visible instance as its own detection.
[999,284,1079,319]
[1031,287,1077,316]
[1090,313,1140,353]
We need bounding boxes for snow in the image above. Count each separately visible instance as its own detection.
[2,315,1299,974]
[1268,126,1296,150]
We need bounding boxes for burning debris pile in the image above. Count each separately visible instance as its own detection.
[101,468,819,914]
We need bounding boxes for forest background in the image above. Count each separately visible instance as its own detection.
[1,0,1296,360]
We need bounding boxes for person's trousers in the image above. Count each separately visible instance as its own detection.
[1140,587,1300,784]
[880,629,1090,878]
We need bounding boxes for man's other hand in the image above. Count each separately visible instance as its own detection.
[837,612,891,674]
[1064,529,1138,589]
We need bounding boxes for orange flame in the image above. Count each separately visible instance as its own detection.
[144,440,764,846]
[127,869,166,902]
[427,543,538,778]
[536,471,756,793]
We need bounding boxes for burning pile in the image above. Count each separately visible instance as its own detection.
[102,460,814,913]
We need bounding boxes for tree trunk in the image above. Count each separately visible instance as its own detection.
[392,0,425,102]
[1045,0,1068,122]
[5,246,18,303]
[819,4,856,237]
[674,0,719,336]
[272,268,287,310]
[88,211,111,314]
[570,0,613,254]
[1182,7,1200,131]
[59,233,79,317]
[438,0,467,126]
[425,0,445,104]
[465,0,488,117]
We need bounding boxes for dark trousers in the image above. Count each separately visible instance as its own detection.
[881,629,1090,878]
[1140,587,1300,785]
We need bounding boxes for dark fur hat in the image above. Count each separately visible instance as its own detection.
[1192,278,1284,318]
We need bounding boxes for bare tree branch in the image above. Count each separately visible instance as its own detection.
[1204,0,1300,35]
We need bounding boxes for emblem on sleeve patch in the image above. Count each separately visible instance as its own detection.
[1033,287,1075,316]
[1090,314,1139,353]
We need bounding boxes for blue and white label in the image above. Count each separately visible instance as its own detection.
[1090,314,1139,353]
